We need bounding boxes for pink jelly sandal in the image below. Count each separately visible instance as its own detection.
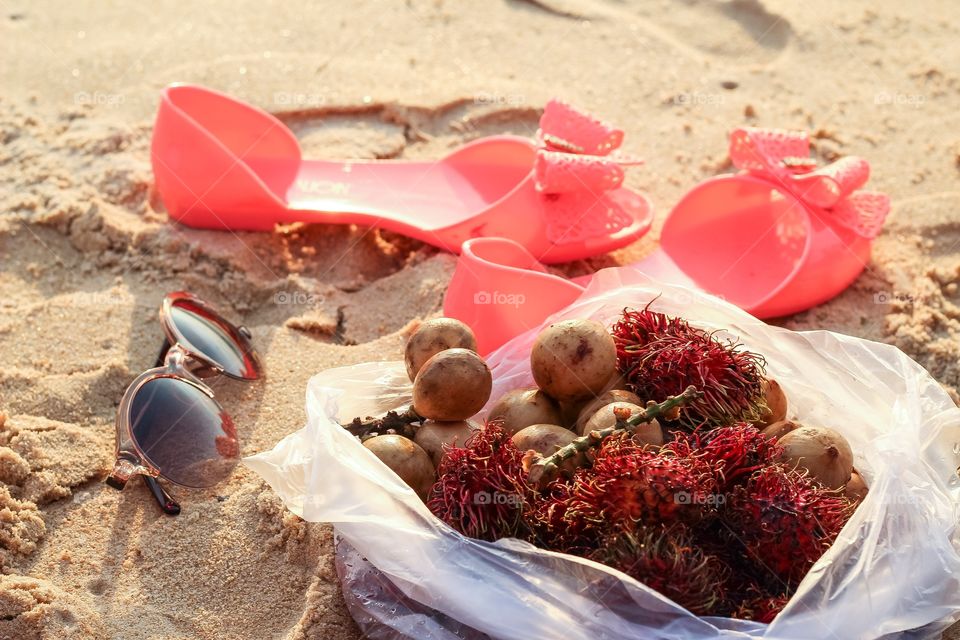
[150,84,653,263]
[445,127,890,353]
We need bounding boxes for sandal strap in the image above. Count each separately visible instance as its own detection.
[729,127,890,239]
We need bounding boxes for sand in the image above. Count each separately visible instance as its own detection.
[1,0,959,637]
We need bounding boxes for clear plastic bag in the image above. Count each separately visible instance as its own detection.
[245,268,960,640]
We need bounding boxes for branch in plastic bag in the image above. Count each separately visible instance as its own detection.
[343,407,426,441]
[524,386,703,488]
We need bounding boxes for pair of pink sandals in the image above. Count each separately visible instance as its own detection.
[152,85,890,353]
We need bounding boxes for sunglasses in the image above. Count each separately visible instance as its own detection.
[106,292,262,515]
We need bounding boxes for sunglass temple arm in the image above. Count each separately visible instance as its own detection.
[155,337,171,368]
[143,475,181,515]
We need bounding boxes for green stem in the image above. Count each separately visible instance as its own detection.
[526,385,702,487]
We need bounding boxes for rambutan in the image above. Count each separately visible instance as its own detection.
[665,423,782,490]
[524,479,596,554]
[427,422,535,542]
[610,306,767,429]
[732,588,791,624]
[589,523,729,616]
[722,465,854,586]
[544,433,719,545]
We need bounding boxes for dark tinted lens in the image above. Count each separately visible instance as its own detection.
[169,301,259,379]
[129,377,239,488]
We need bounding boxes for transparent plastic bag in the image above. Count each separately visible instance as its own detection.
[245,268,960,640]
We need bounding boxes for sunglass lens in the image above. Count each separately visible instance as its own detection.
[168,299,259,379]
[129,377,239,488]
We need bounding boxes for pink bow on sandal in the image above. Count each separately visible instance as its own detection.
[729,127,890,239]
[534,99,644,195]
[526,100,648,245]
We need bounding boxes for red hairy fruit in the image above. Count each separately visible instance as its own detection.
[610,306,767,429]
[524,479,596,554]
[666,423,782,490]
[427,422,535,542]
[732,589,791,624]
[723,465,854,586]
[546,433,720,545]
[589,523,730,616]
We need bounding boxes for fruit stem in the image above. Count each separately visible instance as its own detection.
[525,386,702,487]
[342,406,425,441]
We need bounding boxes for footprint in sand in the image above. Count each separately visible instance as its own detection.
[276,97,541,158]
[629,0,792,65]
[519,0,793,66]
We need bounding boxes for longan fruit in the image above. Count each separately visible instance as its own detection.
[363,435,435,500]
[405,318,477,382]
[413,348,492,421]
[530,319,617,403]
[487,388,562,436]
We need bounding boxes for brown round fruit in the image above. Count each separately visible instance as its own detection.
[576,389,644,433]
[412,348,492,421]
[553,397,589,430]
[511,424,577,457]
[580,401,662,446]
[487,388,562,436]
[844,469,869,503]
[777,425,854,489]
[413,419,479,466]
[512,424,582,475]
[404,318,478,382]
[760,419,801,441]
[363,435,436,500]
[757,378,788,426]
[530,319,617,403]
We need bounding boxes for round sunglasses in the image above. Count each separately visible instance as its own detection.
[106,292,262,515]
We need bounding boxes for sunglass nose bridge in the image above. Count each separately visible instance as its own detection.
[161,344,222,383]
[162,343,190,369]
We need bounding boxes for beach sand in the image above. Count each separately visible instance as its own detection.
[1,0,959,637]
